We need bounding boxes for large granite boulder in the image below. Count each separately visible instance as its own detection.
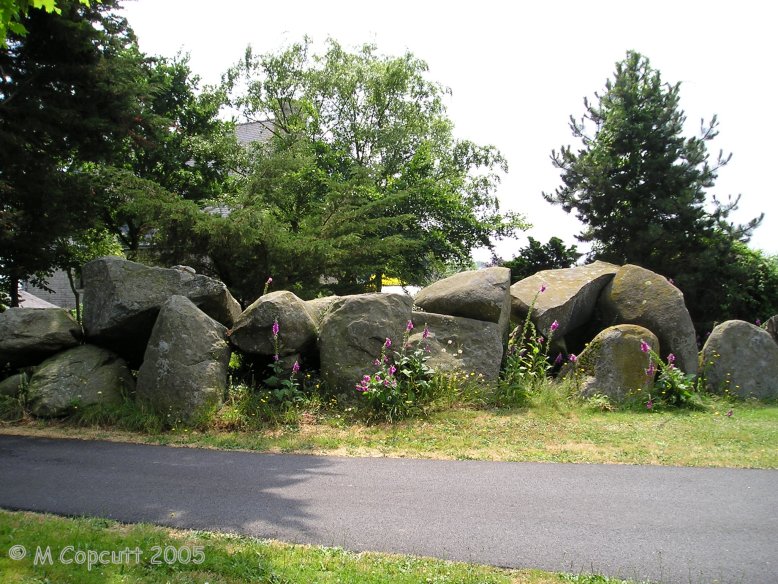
[510,261,618,338]
[597,264,698,375]
[0,308,82,368]
[700,320,778,399]
[414,267,512,339]
[565,325,659,401]
[765,315,778,345]
[26,345,132,417]
[82,257,241,363]
[0,373,28,398]
[229,291,317,356]
[303,296,341,330]
[136,296,231,424]
[319,293,413,392]
[410,312,503,382]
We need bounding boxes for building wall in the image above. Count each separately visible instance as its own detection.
[23,269,82,309]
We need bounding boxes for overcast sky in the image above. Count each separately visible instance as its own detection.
[120,0,777,258]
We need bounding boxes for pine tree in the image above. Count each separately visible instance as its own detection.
[544,51,762,326]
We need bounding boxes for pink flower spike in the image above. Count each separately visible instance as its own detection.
[292,361,300,374]
[272,319,280,338]
[755,319,762,326]
[646,399,653,410]
[537,336,544,344]
[667,353,675,364]
[554,353,563,365]
[373,359,380,366]
[273,354,279,362]
[266,276,273,284]
[384,337,392,349]
[422,326,430,339]
[406,320,414,332]
[550,320,559,332]
[640,340,650,353]
[539,284,547,293]
[389,365,397,376]
[568,354,577,363]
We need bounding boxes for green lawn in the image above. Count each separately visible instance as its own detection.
[3,401,776,468]
[0,510,642,584]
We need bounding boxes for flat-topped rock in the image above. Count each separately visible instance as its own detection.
[414,267,511,339]
[82,256,241,364]
[510,261,618,338]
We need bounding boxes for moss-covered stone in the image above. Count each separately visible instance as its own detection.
[597,264,697,375]
[26,345,131,417]
[701,320,778,399]
[566,324,658,401]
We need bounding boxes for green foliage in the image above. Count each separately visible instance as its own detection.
[65,397,164,433]
[497,287,558,405]
[356,321,435,422]
[0,0,145,305]
[543,50,765,328]
[502,236,581,282]
[208,38,527,301]
[0,0,93,47]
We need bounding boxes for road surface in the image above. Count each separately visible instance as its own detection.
[0,435,776,583]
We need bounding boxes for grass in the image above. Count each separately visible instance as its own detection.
[0,509,644,583]
[3,393,776,468]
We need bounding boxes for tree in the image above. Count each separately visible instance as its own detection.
[0,0,147,305]
[543,50,762,327]
[214,39,526,298]
[0,0,93,47]
[502,236,581,283]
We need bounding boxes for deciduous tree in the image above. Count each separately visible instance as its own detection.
[215,39,526,297]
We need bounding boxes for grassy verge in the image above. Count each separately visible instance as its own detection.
[3,399,776,468]
[0,509,641,583]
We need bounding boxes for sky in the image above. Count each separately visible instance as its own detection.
[119,0,777,259]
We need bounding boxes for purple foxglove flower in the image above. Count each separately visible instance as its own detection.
[292,361,300,374]
[537,336,544,344]
[373,359,380,366]
[422,326,430,339]
[266,276,273,285]
[550,320,559,332]
[384,337,392,349]
[646,399,653,410]
[554,353,563,365]
[363,375,371,383]
[406,320,414,332]
[389,365,397,376]
[273,354,279,362]
[645,362,656,377]
[272,319,280,338]
[539,284,547,293]
[568,354,577,363]
[755,319,762,326]
[640,340,650,353]
[667,353,675,364]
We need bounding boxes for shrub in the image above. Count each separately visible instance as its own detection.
[356,320,435,422]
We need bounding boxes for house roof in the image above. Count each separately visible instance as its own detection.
[18,290,60,308]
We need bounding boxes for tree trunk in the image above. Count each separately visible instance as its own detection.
[66,267,82,324]
[9,276,19,307]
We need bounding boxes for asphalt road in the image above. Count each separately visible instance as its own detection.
[0,435,776,583]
